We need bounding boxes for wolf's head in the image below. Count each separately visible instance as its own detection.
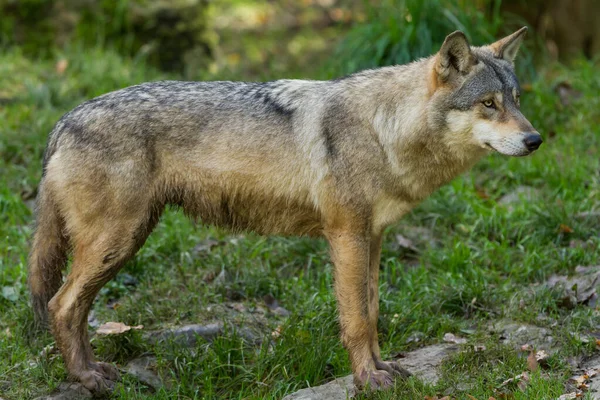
[429,27,541,157]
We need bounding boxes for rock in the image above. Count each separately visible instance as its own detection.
[398,344,460,385]
[489,320,556,352]
[193,239,222,254]
[282,376,355,400]
[581,354,600,398]
[125,356,163,390]
[574,211,600,220]
[145,322,223,346]
[145,321,259,347]
[498,186,540,208]
[263,294,291,317]
[282,344,459,400]
[34,382,92,400]
[546,266,600,308]
[405,331,426,344]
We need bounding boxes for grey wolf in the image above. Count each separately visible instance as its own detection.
[28,27,541,394]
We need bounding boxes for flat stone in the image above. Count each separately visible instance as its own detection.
[398,344,460,385]
[498,186,540,208]
[489,320,556,352]
[34,382,92,400]
[581,354,600,399]
[125,356,163,389]
[282,344,460,400]
[546,266,600,308]
[282,376,355,400]
[145,321,260,347]
[145,322,223,346]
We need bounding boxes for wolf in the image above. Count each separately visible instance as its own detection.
[28,27,541,394]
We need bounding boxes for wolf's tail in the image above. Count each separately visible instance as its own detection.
[28,179,68,330]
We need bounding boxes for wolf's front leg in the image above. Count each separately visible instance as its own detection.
[368,234,412,379]
[327,230,403,390]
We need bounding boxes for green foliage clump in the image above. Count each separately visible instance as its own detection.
[0,0,211,73]
[333,0,536,79]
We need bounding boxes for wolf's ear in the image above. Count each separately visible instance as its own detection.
[436,31,475,83]
[490,27,528,63]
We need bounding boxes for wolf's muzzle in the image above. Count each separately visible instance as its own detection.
[523,133,543,152]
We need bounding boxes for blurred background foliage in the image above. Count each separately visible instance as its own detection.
[1,0,597,81]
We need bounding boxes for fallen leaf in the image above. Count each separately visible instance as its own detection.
[559,224,574,234]
[443,332,467,344]
[55,59,68,75]
[467,395,478,400]
[557,393,580,400]
[536,350,550,367]
[476,187,490,200]
[96,322,143,335]
[522,83,533,92]
[517,372,530,391]
[193,238,222,254]
[271,325,283,338]
[474,345,486,352]
[568,374,588,390]
[499,372,530,391]
[395,234,419,252]
[527,351,538,372]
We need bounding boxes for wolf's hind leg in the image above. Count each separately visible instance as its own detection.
[48,207,159,394]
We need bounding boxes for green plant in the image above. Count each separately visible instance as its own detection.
[331,0,537,79]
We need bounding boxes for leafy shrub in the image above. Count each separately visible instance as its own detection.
[332,0,537,79]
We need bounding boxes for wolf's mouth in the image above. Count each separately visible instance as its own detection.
[484,142,497,152]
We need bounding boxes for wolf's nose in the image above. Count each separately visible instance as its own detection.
[523,133,543,151]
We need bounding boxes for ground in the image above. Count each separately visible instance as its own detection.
[1,6,600,399]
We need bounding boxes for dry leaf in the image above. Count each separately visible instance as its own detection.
[521,344,533,351]
[527,350,539,372]
[396,234,418,252]
[271,325,283,338]
[466,395,478,400]
[96,321,143,335]
[474,345,486,352]
[476,187,490,200]
[559,224,574,233]
[557,393,580,400]
[443,332,467,344]
[193,239,221,254]
[500,372,530,391]
[535,350,550,367]
[55,59,68,75]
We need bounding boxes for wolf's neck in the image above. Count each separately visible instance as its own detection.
[357,62,487,200]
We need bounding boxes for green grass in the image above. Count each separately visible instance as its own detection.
[1,42,600,400]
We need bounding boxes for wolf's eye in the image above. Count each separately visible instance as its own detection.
[483,99,495,108]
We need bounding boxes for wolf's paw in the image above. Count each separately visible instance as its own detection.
[374,359,412,378]
[355,368,394,390]
[79,362,119,395]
